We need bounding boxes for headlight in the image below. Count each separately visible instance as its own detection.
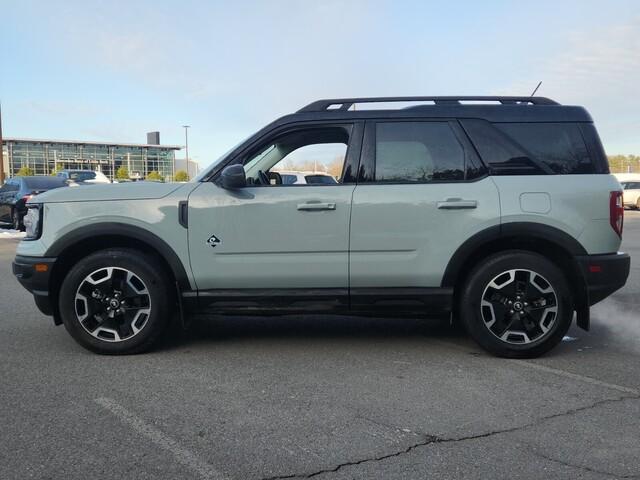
[23,204,42,240]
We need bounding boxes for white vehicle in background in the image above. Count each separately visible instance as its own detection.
[620,180,640,209]
[613,174,640,209]
[56,170,111,186]
[276,171,338,185]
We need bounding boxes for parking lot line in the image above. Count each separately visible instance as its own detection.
[435,340,639,396]
[513,360,639,395]
[95,397,230,480]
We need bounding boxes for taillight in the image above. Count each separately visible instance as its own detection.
[22,194,33,202]
[609,191,624,238]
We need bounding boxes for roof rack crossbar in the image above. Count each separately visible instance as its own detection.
[298,96,559,112]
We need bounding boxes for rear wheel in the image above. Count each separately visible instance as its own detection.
[636,198,640,210]
[59,249,171,354]
[460,251,573,358]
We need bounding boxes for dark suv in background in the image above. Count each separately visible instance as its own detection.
[0,176,67,230]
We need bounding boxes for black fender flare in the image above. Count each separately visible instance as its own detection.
[441,222,590,329]
[45,222,192,291]
[441,222,588,287]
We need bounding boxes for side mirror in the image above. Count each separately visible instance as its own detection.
[220,164,247,189]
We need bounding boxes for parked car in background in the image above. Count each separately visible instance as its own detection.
[0,176,68,230]
[276,171,339,185]
[56,170,111,186]
[620,180,640,209]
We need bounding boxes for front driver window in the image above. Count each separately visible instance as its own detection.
[243,127,349,186]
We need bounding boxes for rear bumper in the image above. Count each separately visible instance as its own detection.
[12,255,57,316]
[575,252,630,306]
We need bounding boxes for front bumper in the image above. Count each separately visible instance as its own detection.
[575,252,630,306]
[13,255,57,316]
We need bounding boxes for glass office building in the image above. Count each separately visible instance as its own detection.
[1,137,181,181]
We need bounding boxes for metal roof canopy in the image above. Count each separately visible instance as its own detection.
[3,137,182,149]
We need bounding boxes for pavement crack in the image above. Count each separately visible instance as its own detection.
[260,395,639,480]
[259,435,442,480]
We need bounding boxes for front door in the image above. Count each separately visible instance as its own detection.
[187,123,363,308]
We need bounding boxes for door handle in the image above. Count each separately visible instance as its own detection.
[297,202,336,211]
[437,198,478,209]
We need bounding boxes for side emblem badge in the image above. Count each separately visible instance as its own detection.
[207,235,221,248]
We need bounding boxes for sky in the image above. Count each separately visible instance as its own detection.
[1,0,639,169]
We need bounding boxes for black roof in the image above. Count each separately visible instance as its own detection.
[274,96,592,125]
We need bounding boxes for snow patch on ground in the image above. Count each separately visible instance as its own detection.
[0,229,26,239]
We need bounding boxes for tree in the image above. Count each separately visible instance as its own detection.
[174,170,189,182]
[146,171,163,182]
[16,166,34,176]
[608,154,640,174]
[116,166,130,181]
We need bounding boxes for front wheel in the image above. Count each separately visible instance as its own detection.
[459,251,573,358]
[59,249,171,354]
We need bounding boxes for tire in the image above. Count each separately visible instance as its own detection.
[12,209,23,231]
[459,250,573,358]
[59,248,171,354]
[636,198,640,210]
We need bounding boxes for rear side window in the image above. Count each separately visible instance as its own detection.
[495,123,593,174]
[461,119,598,175]
[305,174,337,184]
[281,174,298,185]
[374,122,465,182]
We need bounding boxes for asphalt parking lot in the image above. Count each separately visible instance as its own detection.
[1,214,639,480]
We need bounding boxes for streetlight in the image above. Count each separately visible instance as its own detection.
[182,125,190,177]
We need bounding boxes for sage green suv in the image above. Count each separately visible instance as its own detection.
[13,96,630,357]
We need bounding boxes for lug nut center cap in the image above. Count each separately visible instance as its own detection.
[109,299,121,309]
[513,301,524,311]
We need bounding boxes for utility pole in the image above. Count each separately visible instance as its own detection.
[0,102,5,184]
[182,125,190,175]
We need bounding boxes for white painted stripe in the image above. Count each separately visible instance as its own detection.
[95,397,229,480]
[513,360,639,396]
[434,340,639,396]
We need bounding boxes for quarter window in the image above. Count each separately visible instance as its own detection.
[374,122,465,182]
[495,123,594,174]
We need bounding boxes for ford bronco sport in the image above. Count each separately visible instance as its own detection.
[13,96,630,357]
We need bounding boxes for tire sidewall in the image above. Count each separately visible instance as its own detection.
[59,249,170,354]
[461,251,573,358]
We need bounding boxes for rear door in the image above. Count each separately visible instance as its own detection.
[187,122,363,305]
[349,120,500,310]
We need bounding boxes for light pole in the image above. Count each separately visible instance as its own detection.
[182,125,190,177]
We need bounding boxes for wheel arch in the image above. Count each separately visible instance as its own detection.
[442,222,590,330]
[45,223,191,325]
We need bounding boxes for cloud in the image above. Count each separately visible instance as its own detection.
[497,16,640,153]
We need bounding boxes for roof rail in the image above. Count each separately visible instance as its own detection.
[297,96,560,112]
